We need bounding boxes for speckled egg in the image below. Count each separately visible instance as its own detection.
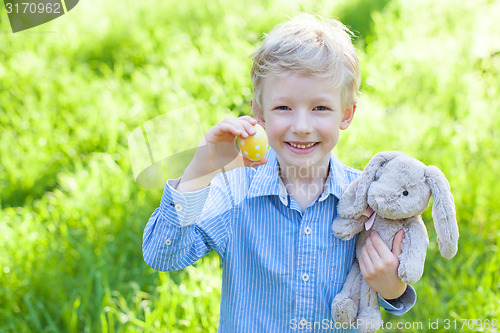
[237,124,269,161]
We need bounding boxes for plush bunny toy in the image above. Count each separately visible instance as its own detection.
[331,151,459,333]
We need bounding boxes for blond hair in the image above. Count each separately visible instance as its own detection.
[251,13,360,113]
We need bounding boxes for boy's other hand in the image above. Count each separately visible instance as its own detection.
[359,229,407,300]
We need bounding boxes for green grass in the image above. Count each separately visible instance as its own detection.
[1,0,499,331]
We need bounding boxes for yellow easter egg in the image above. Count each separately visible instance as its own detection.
[237,124,269,161]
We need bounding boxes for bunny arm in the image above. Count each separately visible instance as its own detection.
[332,215,367,240]
[397,217,429,284]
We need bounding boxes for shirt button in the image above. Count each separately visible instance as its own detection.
[304,227,312,235]
[302,273,310,282]
[165,239,172,246]
[300,318,308,326]
[174,203,183,212]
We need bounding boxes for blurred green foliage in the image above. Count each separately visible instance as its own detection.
[0,0,498,331]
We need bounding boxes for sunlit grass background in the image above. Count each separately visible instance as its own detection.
[1,0,499,331]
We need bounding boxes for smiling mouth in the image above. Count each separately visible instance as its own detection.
[286,142,319,149]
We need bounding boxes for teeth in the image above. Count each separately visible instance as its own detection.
[288,142,316,149]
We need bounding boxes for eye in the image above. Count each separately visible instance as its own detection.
[403,190,409,196]
[314,106,330,111]
[274,106,290,111]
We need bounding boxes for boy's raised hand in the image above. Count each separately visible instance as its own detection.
[203,116,268,170]
[359,230,407,300]
[177,116,268,192]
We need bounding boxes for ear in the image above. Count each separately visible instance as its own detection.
[340,103,356,130]
[338,151,403,218]
[250,97,265,127]
[425,165,459,259]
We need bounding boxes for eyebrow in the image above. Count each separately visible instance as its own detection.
[271,93,336,101]
[269,98,337,107]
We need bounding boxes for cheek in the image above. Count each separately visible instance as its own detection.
[322,128,340,144]
[317,119,341,136]
[413,186,431,212]
[265,119,286,139]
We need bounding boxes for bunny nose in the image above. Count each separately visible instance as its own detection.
[374,196,385,206]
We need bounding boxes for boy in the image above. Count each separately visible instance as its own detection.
[142,13,415,332]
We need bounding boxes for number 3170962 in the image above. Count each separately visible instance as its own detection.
[5,2,62,14]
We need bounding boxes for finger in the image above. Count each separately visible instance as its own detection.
[221,120,249,138]
[359,247,373,278]
[253,156,268,166]
[243,156,268,167]
[369,231,393,258]
[238,119,257,136]
[364,236,383,268]
[217,123,246,139]
[392,229,405,257]
[238,115,258,125]
[369,231,401,272]
[358,254,366,277]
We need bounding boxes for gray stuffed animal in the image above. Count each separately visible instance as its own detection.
[331,151,459,333]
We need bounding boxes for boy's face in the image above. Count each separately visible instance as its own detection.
[252,73,355,170]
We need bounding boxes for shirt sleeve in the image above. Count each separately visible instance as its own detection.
[377,285,417,315]
[142,174,233,271]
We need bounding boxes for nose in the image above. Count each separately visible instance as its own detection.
[291,110,312,135]
[374,196,385,206]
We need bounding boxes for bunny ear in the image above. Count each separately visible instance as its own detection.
[338,151,404,218]
[425,165,459,259]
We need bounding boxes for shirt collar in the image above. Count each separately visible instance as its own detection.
[318,152,352,201]
[247,148,281,199]
[247,148,352,201]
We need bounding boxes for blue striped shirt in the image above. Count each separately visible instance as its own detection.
[142,148,416,332]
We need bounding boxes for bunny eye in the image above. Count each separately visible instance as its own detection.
[403,190,409,196]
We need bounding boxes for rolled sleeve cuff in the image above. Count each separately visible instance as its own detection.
[378,285,417,316]
[159,177,210,227]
